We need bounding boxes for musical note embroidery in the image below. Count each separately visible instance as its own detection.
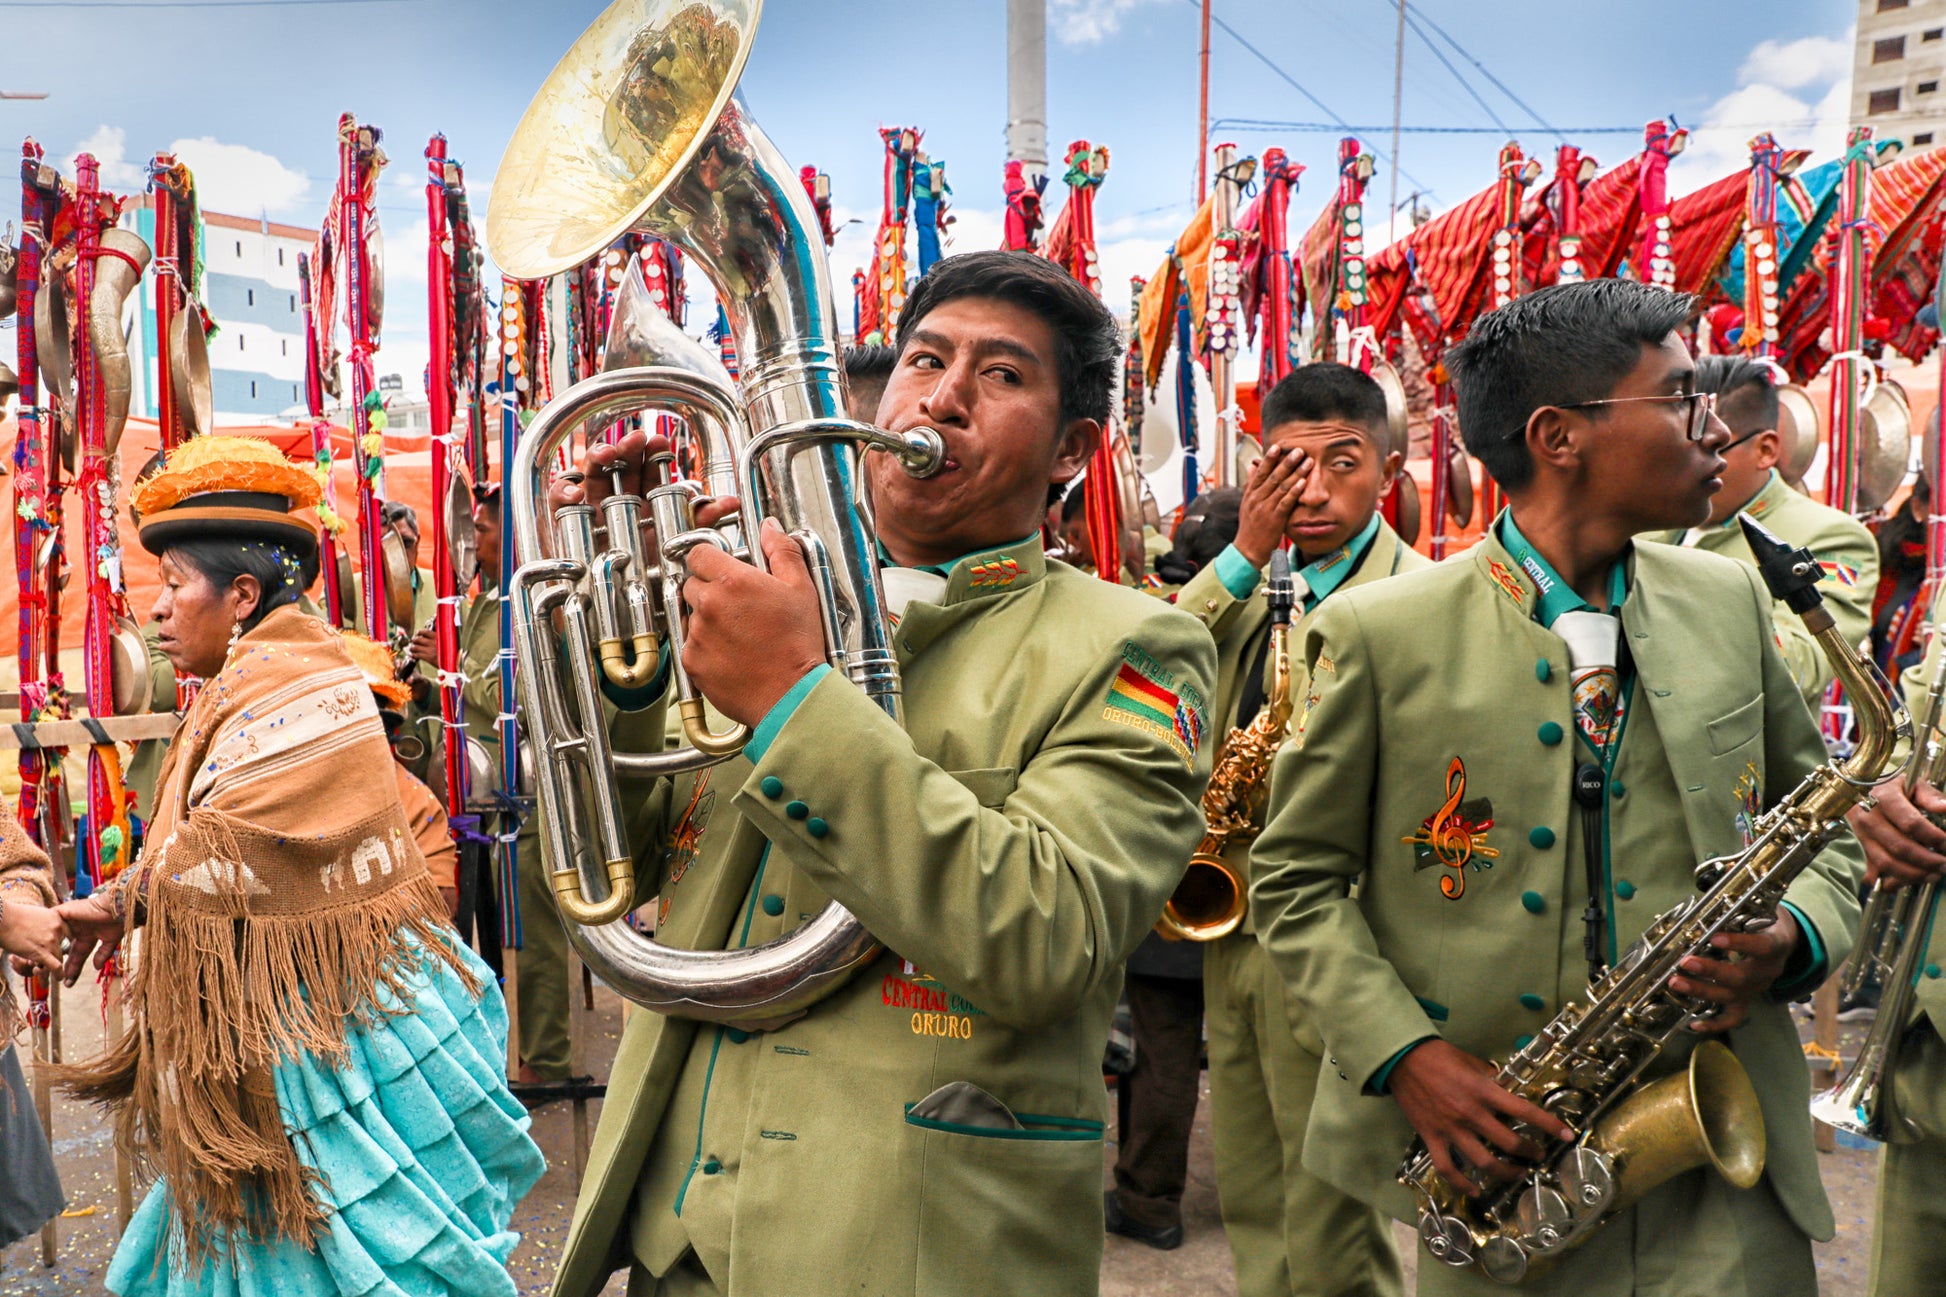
[1403,756,1501,899]
[1733,761,1763,848]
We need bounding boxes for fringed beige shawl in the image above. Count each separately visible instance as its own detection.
[61,606,473,1260]
[0,809,56,1040]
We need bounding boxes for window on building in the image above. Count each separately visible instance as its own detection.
[289,294,297,313]
[235,240,243,257]
[292,385,300,402]
[246,289,255,307]
[1918,132,1937,145]
[1922,80,1940,93]
[1875,36,1907,62]
[281,339,288,356]
[250,381,258,399]
[239,335,246,352]
[1871,87,1903,114]
[1927,27,1944,40]
[277,248,285,266]
[1881,0,1910,11]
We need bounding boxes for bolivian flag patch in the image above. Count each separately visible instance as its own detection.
[1105,642,1206,766]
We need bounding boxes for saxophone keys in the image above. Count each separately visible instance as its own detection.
[1515,1182,1574,1253]
[1418,1212,1477,1268]
[1478,1235,1530,1285]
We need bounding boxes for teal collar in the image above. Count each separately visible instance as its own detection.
[1497,511,1629,629]
[1296,514,1382,609]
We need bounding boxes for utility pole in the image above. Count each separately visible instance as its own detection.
[1197,0,1212,201]
[1388,0,1405,241]
[1006,0,1048,193]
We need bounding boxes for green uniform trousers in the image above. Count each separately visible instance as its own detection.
[1416,1168,1813,1297]
[1869,1018,1946,1296]
[514,825,572,1080]
[1205,931,1403,1297]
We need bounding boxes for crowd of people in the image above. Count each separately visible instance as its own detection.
[0,252,1941,1297]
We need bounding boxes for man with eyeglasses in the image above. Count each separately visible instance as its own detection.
[1647,354,1878,712]
[1249,279,1863,1295]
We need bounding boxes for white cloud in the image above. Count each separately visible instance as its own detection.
[67,125,146,193]
[1739,35,1852,92]
[1050,0,1160,46]
[1669,29,1851,192]
[167,137,311,217]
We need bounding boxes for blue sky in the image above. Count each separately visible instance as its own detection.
[6,0,1859,395]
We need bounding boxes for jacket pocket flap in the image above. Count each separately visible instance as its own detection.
[949,767,1018,807]
[1706,697,1763,756]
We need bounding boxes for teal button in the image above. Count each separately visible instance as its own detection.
[1519,993,1545,1011]
[702,1159,722,1175]
[1515,1035,1535,1051]
[1538,721,1564,746]
[1927,964,1942,980]
[725,1028,750,1044]
[786,800,810,820]
[1521,890,1546,915]
[760,776,784,799]
[1529,826,1556,849]
[762,894,785,917]
[807,817,830,839]
[1616,880,1637,900]
[1611,780,1626,800]
[1535,659,1552,683]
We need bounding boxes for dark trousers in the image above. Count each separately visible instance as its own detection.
[1113,972,1206,1230]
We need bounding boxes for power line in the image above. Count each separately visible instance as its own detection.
[0,0,424,8]
[1186,0,1437,197]
[1399,8,1510,134]
[1402,1,1565,141]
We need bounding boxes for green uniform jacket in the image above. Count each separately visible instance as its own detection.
[1648,471,1878,711]
[1174,522,1429,934]
[1249,530,1863,1236]
[1892,632,1946,1036]
[552,537,1217,1297]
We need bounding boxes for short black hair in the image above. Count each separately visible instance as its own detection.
[381,500,419,531]
[165,537,308,632]
[1154,488,1242,584]
[1061,483,1089,522]
[843,344,899,385]
[1694,354,1780,432]
[1446,279,1695,492]
[1258,363,1389,444]
[473,482,502,517]
[895,250,1120,426]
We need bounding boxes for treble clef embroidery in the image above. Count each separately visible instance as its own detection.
[1403,756,1500,899]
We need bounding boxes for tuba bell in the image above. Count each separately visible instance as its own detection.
[489,0,942,1026]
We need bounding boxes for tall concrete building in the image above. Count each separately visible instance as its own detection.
[120,198,314,423]
[1854,0,1946,148]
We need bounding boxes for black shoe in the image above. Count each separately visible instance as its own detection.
[1104,1190,1184,1251]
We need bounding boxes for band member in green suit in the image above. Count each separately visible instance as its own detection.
[1841,629,1946,1296]
[547,252,1217,1297]
[1164,363,1416,1296]
[1251,279,1864,1297]
[1646,354,1877,712]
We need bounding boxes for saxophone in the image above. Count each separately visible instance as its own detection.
[1403,515,1909,1284]
[1157,550,1296,941]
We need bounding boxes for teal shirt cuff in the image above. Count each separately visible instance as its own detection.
[597,641,672,712]
[744,664,832,764]
[1367,1035,1438,1096]
[1213,544,1262,600]
[1771,900,1827,1000]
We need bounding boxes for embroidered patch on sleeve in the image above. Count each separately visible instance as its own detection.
[1401,756,1500,899]
[1104,642,1207,765]
[1817,560,1859,587]
[1486,559,1527,607]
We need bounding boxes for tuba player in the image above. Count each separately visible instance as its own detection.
[547,251,1216,1297]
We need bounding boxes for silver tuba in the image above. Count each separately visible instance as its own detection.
[487,0,942,1027]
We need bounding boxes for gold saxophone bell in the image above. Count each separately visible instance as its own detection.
[1156,853,1247,942]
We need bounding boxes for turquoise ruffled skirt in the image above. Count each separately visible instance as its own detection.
[107,939,546,1296]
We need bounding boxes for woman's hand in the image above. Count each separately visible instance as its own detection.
[0,892,66,976]
[55,892,125,986]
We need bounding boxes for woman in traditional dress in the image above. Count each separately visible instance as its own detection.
[0,809,68,1252]
[55,435,544,1295]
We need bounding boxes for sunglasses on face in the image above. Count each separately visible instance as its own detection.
[1558,390,1718,442]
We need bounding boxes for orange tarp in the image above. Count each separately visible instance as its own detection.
[0,415,484,656]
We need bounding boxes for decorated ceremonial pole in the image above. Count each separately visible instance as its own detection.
[913,149,951,276]
[14,137,64,1268]
[1045,141,1120,578]
[338,114,389,642]
[1325,140,1373,370]
[151,155,185,450]
[1740,133,1787,358]
[859,127,918,344]
[426,135,469,821]
[1207,141,1251,488]
[1637,119,1686,290]
[1553,144,1591,285]
[495,277,527,1074]
[1826,126,1876,514]
[1480,142,1539,522]
[298,250,348,626]
[1255,147,1302,390]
